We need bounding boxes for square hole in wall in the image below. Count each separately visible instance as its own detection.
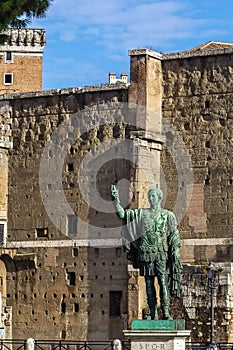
[36,228,48,239]
[67,163,74,171]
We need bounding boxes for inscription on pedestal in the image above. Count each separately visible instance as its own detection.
[138,343,167,350]
[134,340,173,350]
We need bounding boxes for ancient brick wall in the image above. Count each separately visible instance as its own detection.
[1,85,130,340]
[124,47,233,342]
[161,50,233,264]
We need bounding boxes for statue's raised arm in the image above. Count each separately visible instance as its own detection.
[110,184,125,219]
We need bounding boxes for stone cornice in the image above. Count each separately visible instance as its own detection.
[163,46,233,60]
[128,48,163,60]
[0,84,129,101]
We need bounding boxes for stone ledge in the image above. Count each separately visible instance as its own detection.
[128,48,163,60]
[124,329,191,337]
[181,237,233,246]
[130,130,165,144]
[0,84,129,101]
[6,238,122,248]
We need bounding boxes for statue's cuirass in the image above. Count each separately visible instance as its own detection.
[139,208,169,263]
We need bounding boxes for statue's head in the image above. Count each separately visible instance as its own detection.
[148,188,163,205]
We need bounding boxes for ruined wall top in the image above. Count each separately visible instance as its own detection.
[0,83,129,101]
[0,28,46,53]
[129,41,233,61]
[128,48,163,60]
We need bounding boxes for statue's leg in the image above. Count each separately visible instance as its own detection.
[145,276,158,320]
[157,275,172,320]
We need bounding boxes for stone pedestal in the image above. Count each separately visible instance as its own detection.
[124,320,191,350]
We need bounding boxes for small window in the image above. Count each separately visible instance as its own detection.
[74,303,79,313]
[36,228,48,238]
[67,163,74,172]
[0,224,4,245]
[94,248,99,257]
[4,73,13,85]
[67,215,77,237]
[5,52,12,62]
[0,222,6,246]
[109,291,122,316]
[115,247,122,257]
[67,271,76,286]
[61,303,66,314]
[72,248,78,257]
[61,330,66,339]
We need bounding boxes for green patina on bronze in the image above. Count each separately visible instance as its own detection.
[111,185,182,321]
[131,319,185,330]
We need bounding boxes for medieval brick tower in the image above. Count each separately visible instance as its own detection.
[0,28,46,94]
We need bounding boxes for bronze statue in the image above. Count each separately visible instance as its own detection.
[111,185,182,320]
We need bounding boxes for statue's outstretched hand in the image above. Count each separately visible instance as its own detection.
[111,184,120,202]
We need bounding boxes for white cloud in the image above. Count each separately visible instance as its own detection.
[41,0,228,54]
[32,0,233,88]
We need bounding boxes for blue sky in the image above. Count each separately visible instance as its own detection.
[32,0,233,90]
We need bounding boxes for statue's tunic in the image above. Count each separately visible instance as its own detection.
[121,208,182,297]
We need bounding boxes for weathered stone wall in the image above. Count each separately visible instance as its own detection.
[125,47,233,342]
[161,51,233,263]
[1,85,130,340]
[180,263,233,342]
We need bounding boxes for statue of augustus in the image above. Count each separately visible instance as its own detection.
[111,185,182,320]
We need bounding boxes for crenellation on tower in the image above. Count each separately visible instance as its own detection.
[1,28,46,53]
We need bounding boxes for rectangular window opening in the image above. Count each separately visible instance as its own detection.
[36,228,48,239]
[61,302,66,313]
[72,248,78,257]
[0,222,7,246]
[67,214,78,237]
[67,271,76,286]
[4,73,13,85]
[74,303,79,313]
[115,247,122,257]
[109,291,122,316]
[5,52,12,62]
[94,248,99,257]
[67,163,74,172]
